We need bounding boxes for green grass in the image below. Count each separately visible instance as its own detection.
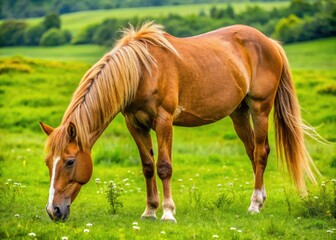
[285,38,336,70]
[0,45,108,63]
[0,37,335,239]
[13,2,289,35]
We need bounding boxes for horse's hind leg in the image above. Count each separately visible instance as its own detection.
[125,118,159,220]
[248,98,272,213]
[230,101,266,211]
[230,101,255,167]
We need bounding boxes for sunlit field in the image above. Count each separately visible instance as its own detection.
[0,38,335,239]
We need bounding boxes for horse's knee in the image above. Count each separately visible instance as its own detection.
[142,161,155,179]
[157,160,172,180]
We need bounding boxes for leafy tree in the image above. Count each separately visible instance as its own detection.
[273,14,302,43]
[24,23,45,45]
[43,12,61,30]
[72,24,99,44]
[0,20,27,46]
[238,6,270,25]
[92,19,120,46]
[299,15,336,41]
[225,4,235,20]
[40,28,66,46]
[289,0,316,18]
[63,29,72,43]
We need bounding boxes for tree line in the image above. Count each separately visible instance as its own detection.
[1,0,335,47]
[0,13,71,46]
[0,0,285,19]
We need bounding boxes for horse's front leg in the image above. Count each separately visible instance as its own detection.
[125,118,159,220]
[154,109,176,223]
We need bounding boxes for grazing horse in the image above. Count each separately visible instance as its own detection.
[40,22,320,222]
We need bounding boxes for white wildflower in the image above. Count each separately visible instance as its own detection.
[28,232,36,237]
[230,227,236,231]
[83,229,90,233]
[133,226,140,231]
[212,234,219,238]
[15,214,19,218]
[86,223,93,227]
[160,231,166,235]
[132,222,138,226]
[61,237,68,240]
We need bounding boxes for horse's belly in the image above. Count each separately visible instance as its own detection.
[172,104,231,127]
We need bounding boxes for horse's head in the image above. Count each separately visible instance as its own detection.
[39,121,93,221]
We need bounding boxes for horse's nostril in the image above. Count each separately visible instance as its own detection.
[54,206,61,218]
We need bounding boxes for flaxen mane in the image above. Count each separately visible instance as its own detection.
[46,21,178,153]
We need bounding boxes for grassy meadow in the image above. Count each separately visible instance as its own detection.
[0,37,335,239]
[12,1,291,35]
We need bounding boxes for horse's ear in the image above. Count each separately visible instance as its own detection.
[67,122,77,139]
[39,121,54,136]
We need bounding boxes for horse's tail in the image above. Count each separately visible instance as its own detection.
[272,40,321,191]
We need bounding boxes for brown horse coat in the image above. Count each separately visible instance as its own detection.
[40,22,320,222]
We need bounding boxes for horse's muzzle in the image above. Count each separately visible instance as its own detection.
[46,204,70,222]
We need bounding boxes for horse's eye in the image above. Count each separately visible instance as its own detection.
[66,159,75,167]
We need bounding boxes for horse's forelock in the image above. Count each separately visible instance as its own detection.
[45,125,69,156]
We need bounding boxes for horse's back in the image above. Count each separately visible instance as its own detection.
[157,25,280,126]
[131,25,283,128]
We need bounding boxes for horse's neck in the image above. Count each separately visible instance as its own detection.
[88,112,118,147]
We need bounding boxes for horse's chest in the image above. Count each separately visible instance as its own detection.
[124,108,154,130]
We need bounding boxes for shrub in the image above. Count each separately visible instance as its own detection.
[273,14,303,43]
[92,19,121,45]
[24,23,46,46]
[0,20,27,46]
[43,12,61,30]
[39,28,66,46]
[63,29,72,43]
[72,24,99,44]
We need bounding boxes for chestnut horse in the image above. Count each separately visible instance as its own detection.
[40,22,320,222]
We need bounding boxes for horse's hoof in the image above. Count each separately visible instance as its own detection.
[248,207,260,214]
[161,217,177,223]
[141,214,157,221]
[160,211,177,223]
